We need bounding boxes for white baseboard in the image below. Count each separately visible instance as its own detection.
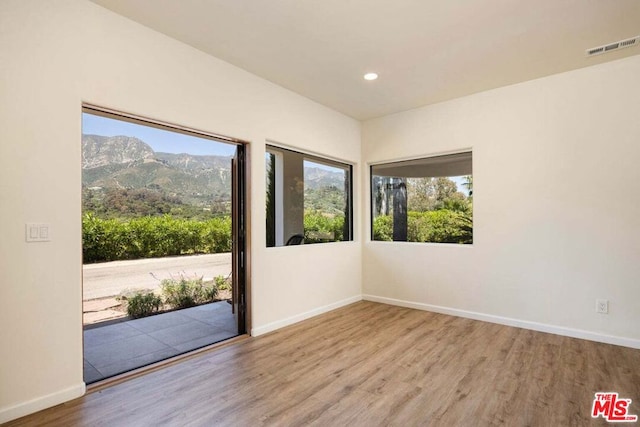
[0,383,86,424]
[363,294,640,350]
[252,295,362,336]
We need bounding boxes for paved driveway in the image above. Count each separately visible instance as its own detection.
[83,253,232,300]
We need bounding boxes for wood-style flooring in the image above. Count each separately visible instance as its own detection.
[6,301,640,426]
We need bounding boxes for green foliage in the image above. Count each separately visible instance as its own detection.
[82,213,133,263]
[406,177,465,212]
[82,213,231,263]
[83,187,180,218]
[301,167,349,244]
[304,186,346,216]
[373,210,473,244]
[198,216,232,254]
[124,291,162,319]
[215,275,231,291]
[372,215,393,241]
[83,187,230,220]
[462,175,473,197]
[161,276,218,309]
[303,211,345,243]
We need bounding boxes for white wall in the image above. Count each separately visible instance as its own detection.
[0,0,361,422]
[362,54,640,348]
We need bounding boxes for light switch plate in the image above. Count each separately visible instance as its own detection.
[26,223,51,242]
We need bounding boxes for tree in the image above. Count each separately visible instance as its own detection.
[372,176,392,216]
[406,177,434,212]
[406,177,460,212]
[462,175,473,198]
[265,153,276,247]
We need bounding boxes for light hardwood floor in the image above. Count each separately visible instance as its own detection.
[6,301,640,426]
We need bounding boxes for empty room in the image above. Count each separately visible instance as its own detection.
[1,0,639,425]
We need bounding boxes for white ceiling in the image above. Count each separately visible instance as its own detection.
[90,0,640,120]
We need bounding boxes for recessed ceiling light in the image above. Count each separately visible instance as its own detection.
[364,72,378,81]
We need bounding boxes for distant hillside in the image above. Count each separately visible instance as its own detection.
[302,167,347,214]
[83,134,348,216]
[82,135,154,169]
[155,152,231,172]
[304,167,346,191]
[82,134,232,205]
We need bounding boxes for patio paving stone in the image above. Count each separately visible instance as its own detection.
[84,321,144,348]
[126,310,193,333]
[83,360,103,384]
[147,320,221,347]
[83,301,238,383]
[84,334,172,369]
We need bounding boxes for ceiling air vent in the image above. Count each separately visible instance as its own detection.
[586,36,639,57]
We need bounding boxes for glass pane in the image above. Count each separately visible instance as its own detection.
[371,153,472,244]
[303,160,348,243]
[265,145,353,247]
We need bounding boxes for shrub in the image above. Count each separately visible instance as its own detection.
[161,276,218,309]
[409,210,473,244]
[124,291,162,319]
[199,217,232,253]
[372,215,393,241]
[202,284,219,302]
[303,211,345,243]
[82,213,135,262]
[214,275,231,291]
[372,210,472,244]
[82,213,232,263]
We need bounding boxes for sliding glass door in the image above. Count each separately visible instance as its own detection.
[81,106,247,383]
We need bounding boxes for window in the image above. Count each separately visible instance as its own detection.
[371,152,472,244]
[266,145,353,246]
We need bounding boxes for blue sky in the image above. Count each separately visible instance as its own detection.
[304,159,348,174]
[82,113,236,156]
[451,176,471,197]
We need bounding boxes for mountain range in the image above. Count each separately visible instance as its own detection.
[82,135,345,206]
[82,135,232,205]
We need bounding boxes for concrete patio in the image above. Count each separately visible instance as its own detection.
[83,301,238,383]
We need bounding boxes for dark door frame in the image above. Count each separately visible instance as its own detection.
[232,144,248,334]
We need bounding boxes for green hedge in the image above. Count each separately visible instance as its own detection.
[303,212,345,243]
[373,210,472,244]
[83,213,231,263]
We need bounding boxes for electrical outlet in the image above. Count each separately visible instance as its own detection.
[596,299,609,314]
